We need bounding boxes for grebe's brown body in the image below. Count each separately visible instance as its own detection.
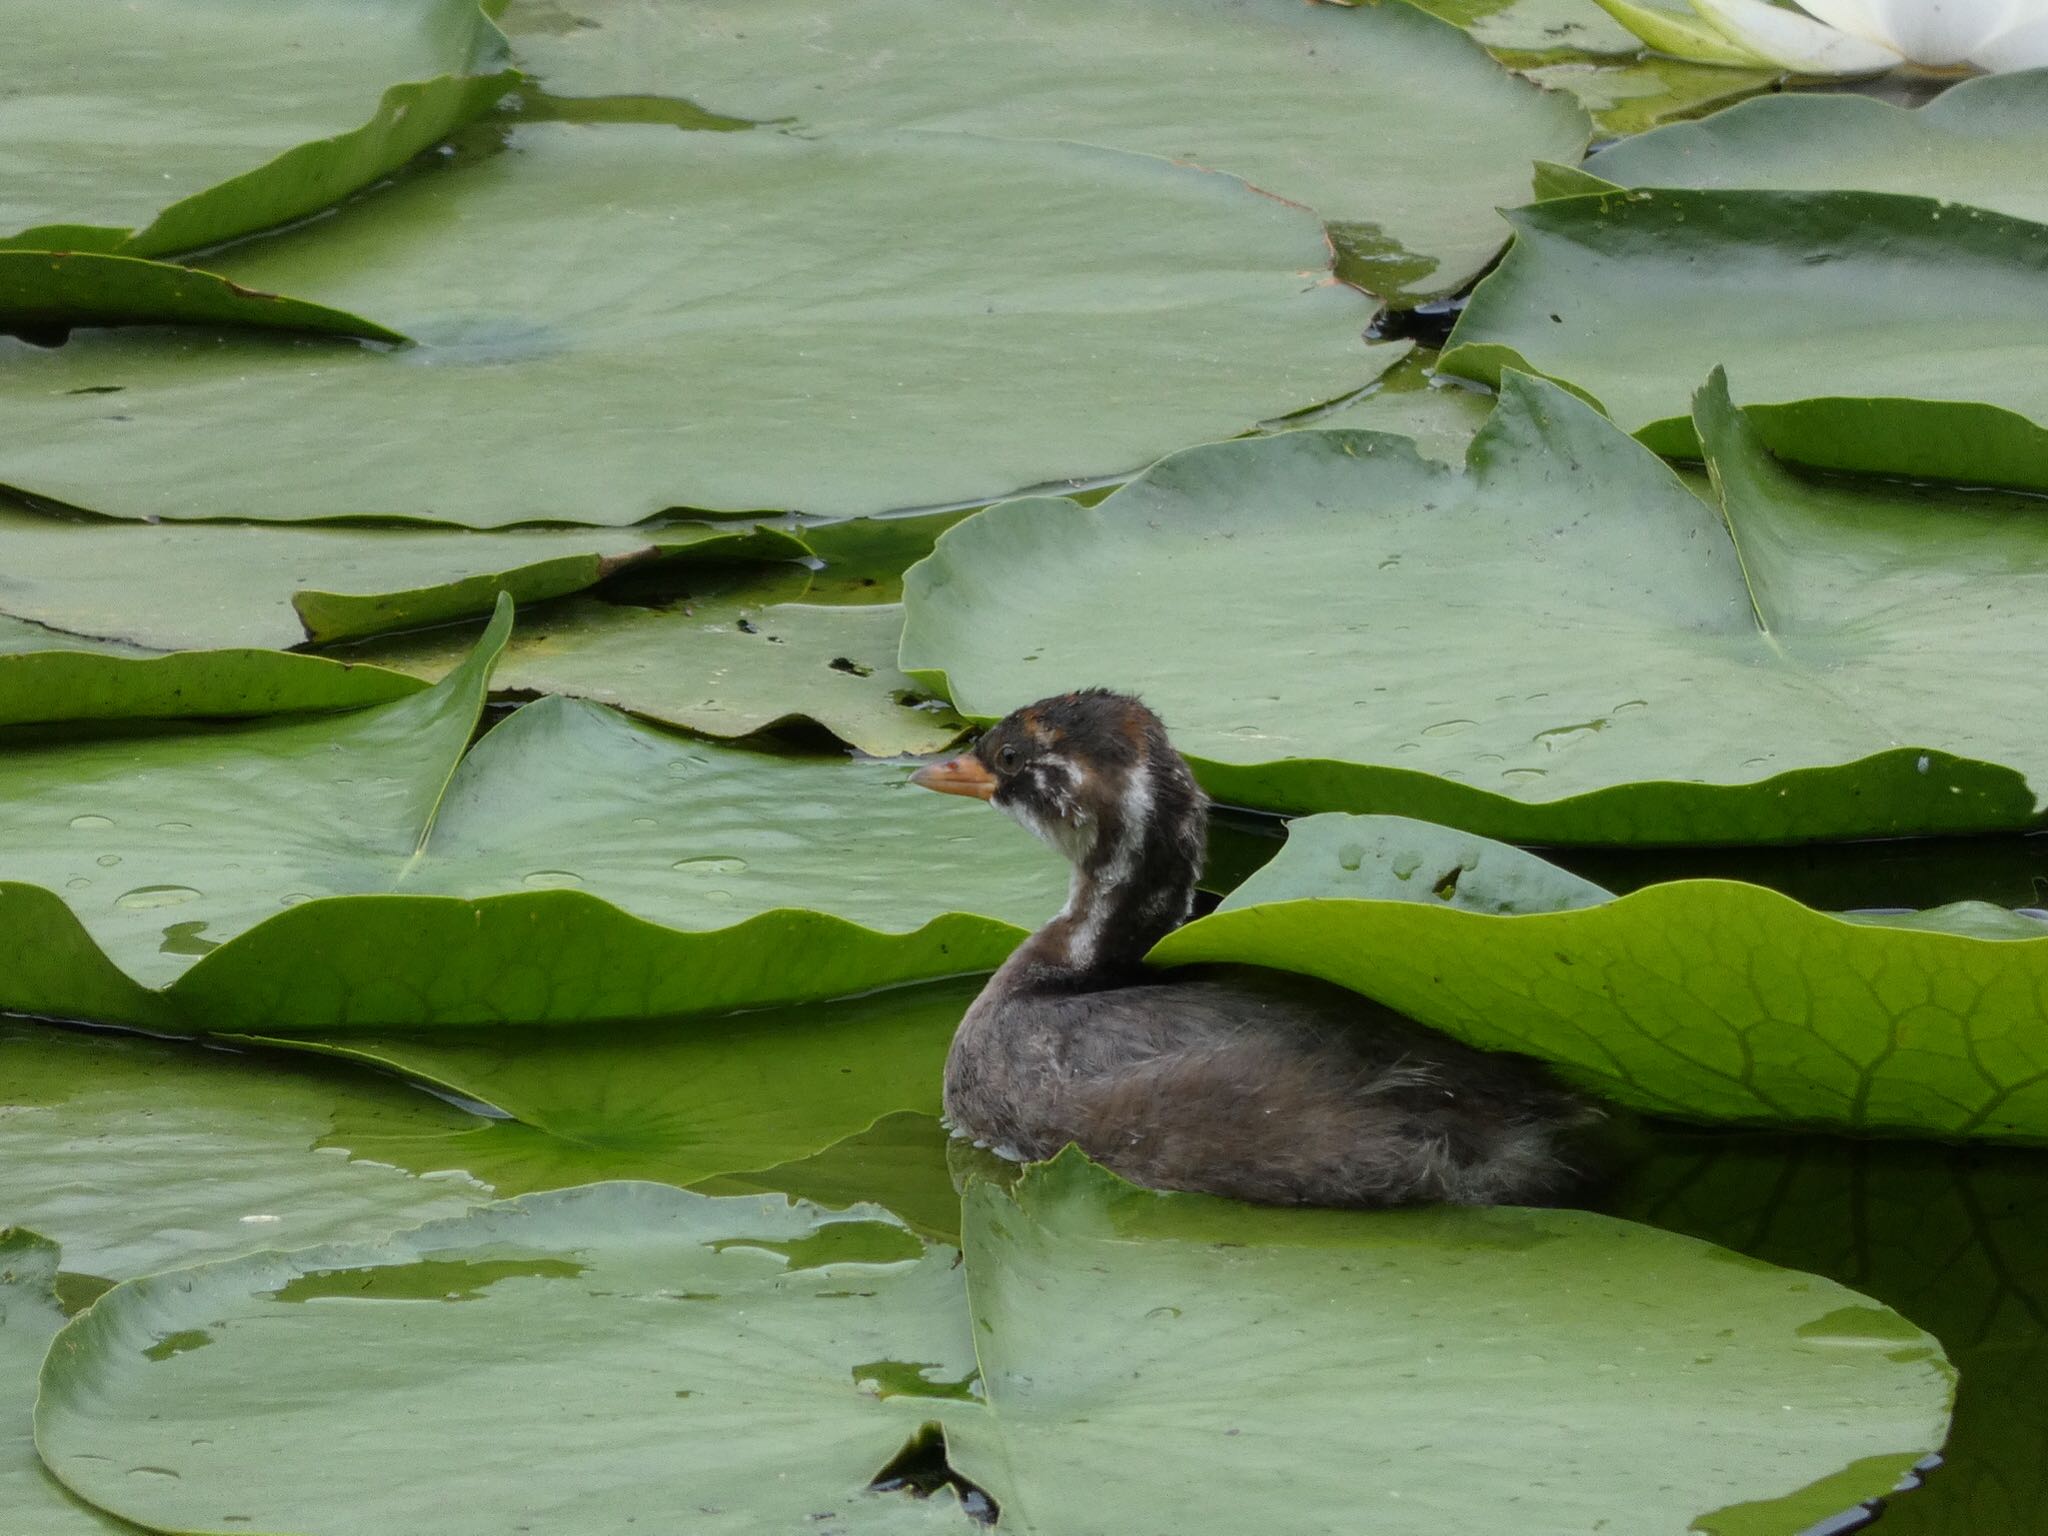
[914,690,1600,1208]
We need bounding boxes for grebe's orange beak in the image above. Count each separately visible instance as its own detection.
[911,756,998,800]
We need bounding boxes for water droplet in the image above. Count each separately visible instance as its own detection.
[1915,754,1931,775]
[703,889,735,905]
[632,816,658,829]
[279,892,315,907]
[1501,768,1547,784]
[1145,1306,1183,1321]
[1337,843,1365,872]
[69,814,114,830]
[66,877,90,891]
[1534,719,1608,751]
[671,856,748,876]
[522,870,583,889]
[1228,725,1266,739]
[96,853,121,868]
[157,820,193,832]
[115,885,199,911]
[1421,719,1476,738]
[1612,699,1647,714]
[1392,742,1421,754]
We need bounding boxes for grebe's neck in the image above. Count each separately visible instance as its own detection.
[996,776,1206,992]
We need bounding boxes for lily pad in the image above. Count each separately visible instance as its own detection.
[36,1184,981,1536]
[903,369,2048,843]
[0,606,1060,1028]
[340,578,966,755]
[0,1231,126,1535]
[0,124,1389,527]
[1439,189,2048,488]
[945,1153,1949,1536]
[1580,67,2048,224]
[268,978,975,1194]
[496,0,1590,302]
[1517,53,1782,135]
[0,251,403,340]
[1,0,513,255]
[1611,1133,2048,1536]
[0,500,805,650]
[0,646,423,726]
[37,1159,1951,1535]
[1152,811,2048,1139]
[0,1024,486,1278]
[1277,351,1498,465]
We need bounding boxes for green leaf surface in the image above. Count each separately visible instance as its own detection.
[263,978,974,1193]
[944,1153,1947,1535]
[0,648,424,726]
[0,600,509,994]
[1276,351,1498,466]
[497,0,1590,302]
[0,1230,127,1535]
[0,1024,486,1279]
[1583,68,2048,224]
[0,125,1390,527]
[1610,1133,2048,1536]
[1517,53,1781,136]
[0,0,512,255]
[0,637,1059,1025]
[0,500,804,650]
[36,1185,981,1536]
[903,369,2048,842]
[1440,189,2048,488]
[341,579,966,755]
[1399,0,1642,54]
[35,1160,1948,1536]
[0,251,403,341]
[1152,812,2048,1139]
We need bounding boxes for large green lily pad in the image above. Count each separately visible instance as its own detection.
[340,575,966,755]
[1582,67,2048,225]
[0,251,403,340]
[0,646,423,726]
[904,370,2048,843]
[0,1024,487,1278]
[1152,812,2048,1139]
[0,1231,126,1535]
[0,500,805,650]
[1611,1133,2048,1536]
[1440,189,2048,488]
[37,1158,1950,1536]
[0,124,1389,527]
[1516,53,1782,136]
[0,604,1060,1027]
[37,1184,981,1536]
[1,0,512,255]
[265,978,975,1194]
[496,0,1589,302]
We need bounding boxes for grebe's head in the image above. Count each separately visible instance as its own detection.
[913,690,1206,904]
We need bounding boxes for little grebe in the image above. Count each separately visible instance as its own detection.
[913,689,1602,1207]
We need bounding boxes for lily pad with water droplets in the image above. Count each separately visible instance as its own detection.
[0,0,513,256]
[0,598,1061,1028]
[1152,812,2048,1140]
[0,125,1391,527]
[496,0,1589,304]
[1440,188,2048,489]
[902,370,2048,843]
[35,1158,1951,1536]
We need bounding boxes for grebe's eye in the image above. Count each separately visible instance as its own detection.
[995,744,1021,773]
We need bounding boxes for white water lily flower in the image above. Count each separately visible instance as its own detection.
[1594,0,2048,74]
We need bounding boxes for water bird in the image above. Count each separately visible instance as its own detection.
[913,689,1603,1207]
